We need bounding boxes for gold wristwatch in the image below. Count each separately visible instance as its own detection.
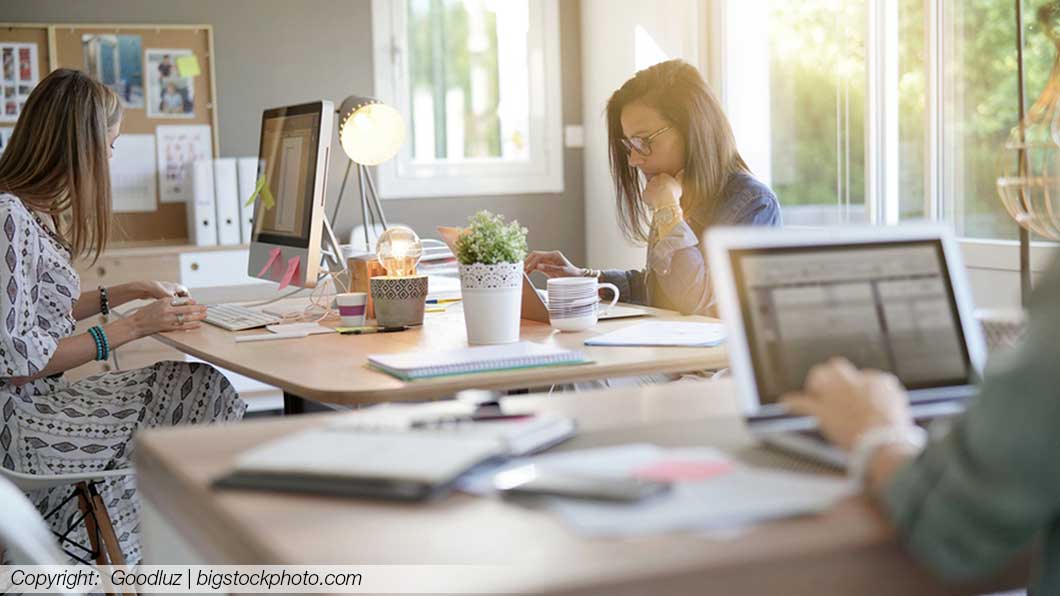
[651,204,683,241]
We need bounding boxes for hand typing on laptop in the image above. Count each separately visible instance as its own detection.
[781,358,914,451]
[781,357,923,491]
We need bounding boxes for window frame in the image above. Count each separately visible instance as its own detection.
[710,0,1059,271]
[371,0,564,199]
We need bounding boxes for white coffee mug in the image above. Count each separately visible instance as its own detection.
[335,292,368,327]
[546,277,619,332]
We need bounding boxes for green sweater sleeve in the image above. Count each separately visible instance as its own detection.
[883,255,1060,582]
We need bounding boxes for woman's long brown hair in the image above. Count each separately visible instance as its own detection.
[606,59,749,244]
[0,68,121,262]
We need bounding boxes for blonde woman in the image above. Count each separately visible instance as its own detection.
[526,60,780,315]
[0,69,245,564]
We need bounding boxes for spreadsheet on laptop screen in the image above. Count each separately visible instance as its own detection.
[730,240,973,404]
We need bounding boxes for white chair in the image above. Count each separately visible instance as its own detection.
[0,473,66,565]
[0,467,133,566]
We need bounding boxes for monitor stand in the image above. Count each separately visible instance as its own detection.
[320,213,348,273]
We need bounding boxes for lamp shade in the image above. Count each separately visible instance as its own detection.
[338,95,406,166]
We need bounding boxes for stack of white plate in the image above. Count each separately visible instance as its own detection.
[545,278,600,324]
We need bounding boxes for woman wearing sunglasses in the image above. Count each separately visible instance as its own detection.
[526,59,780,315]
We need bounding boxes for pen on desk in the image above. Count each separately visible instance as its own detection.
[409,413,534,427]
[336,326,409,335]
[234,332,308,343]
[425,298,462,305]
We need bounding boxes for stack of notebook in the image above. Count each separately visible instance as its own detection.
[214,403,577,500]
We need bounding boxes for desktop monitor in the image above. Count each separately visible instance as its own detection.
[247,100,334,288]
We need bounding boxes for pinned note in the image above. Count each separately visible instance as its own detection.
[176,54,201,77]
[278,256,300,290]
[258,247,281,278]
[244,175,275,210]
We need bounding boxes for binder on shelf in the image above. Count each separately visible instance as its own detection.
[213,158,241,245]
[236,157,259,243]
[188,159,218,246]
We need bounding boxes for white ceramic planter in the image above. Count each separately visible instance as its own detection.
[459,262,523,345]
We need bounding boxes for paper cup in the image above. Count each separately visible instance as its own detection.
[336,292,368,327]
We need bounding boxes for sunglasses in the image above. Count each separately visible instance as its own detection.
[620,125,672,156]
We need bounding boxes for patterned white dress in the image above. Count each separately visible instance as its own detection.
[0,194,246,564]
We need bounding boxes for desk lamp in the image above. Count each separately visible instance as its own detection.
[997,0,1060,308]
[369,226,429,328]
[334,95,407,251]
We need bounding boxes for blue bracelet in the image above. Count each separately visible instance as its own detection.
[88,325,109,361]
[87,327,102,360]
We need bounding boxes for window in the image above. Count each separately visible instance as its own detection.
[720,0,1059,241]
[371,0,563,198]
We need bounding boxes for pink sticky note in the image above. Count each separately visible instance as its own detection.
[277,256,300,290]
[258,247,282,278]
[631,460,734,482]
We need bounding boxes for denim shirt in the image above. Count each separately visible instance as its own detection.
[883,254,1060,592]
[600,171,781,315]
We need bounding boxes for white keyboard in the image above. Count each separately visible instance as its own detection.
[204,304,283,332]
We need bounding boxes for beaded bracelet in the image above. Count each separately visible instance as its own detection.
[98,286,110,316]
[88,325,110,361]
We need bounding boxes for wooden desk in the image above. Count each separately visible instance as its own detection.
[135,380,1024,595]
[150,305,728,410]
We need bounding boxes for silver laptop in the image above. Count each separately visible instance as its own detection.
[707,225,987,467]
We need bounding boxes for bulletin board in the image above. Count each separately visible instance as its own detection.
[0,23,219,245]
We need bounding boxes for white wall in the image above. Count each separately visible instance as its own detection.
[580,0,704,270]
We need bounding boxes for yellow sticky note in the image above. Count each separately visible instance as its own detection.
[176,54,201,78]
[244,175,267,207]
[260,183,275,210]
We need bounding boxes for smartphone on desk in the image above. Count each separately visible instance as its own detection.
[493,465,671,503]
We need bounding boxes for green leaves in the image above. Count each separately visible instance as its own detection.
[455,210,528,265]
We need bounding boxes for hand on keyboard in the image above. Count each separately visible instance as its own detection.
[128,297,208,337]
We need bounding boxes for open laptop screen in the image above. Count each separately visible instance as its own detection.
[730,240,973,405]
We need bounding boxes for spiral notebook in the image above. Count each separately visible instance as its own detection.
[367,341,588,380]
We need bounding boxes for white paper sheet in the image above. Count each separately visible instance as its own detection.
[156,124,212,203]
[109,134,158,213]
[584,321,726,347]
[472,444,854,538]
[0,127,12,156]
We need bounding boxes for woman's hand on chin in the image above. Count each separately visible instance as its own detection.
[642,170,683,210]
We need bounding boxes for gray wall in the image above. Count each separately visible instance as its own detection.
[1,0,585,263]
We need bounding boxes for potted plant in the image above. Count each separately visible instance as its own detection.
[455,210,528,345]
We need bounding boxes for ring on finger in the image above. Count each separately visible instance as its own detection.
[176,313,185,326]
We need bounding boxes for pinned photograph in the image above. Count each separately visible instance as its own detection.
[146,49,195,118]
[82,34,144,108]
[1,48,12,82]
[17,47,30,81]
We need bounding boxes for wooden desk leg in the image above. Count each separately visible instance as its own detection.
[283,392,307,415]
[283,392,350,415]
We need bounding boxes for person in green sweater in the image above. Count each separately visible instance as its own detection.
[783,255,1060,593]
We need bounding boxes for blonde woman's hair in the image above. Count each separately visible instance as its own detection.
[0,68,121,261]
[606,59,749,244]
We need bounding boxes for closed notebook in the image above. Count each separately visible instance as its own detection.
[330,403,578,457]
[214,430,503,500]
[367,341,588,380]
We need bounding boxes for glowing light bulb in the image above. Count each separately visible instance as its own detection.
[375,226,423,278]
